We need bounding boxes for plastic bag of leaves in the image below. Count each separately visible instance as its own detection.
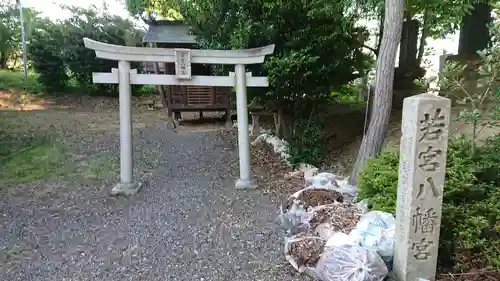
[284,235,325,279]
[309,202,362,240]
[280,188,344,235]
[316,244,388,281]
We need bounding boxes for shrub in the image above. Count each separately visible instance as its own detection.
[287,116,325,166]
[135,85,157,96]
[28,5,142,95]
[28,19,69,92]
[357,134,500,271]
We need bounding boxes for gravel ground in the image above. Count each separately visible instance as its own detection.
[0,110,312,281]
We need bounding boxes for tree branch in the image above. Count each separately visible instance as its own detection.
[363,44,378,56]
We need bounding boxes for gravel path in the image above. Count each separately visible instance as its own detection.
[0,112,310,281]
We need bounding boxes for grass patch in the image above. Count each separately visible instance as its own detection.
[0,136,66,185]
[0,70,86,95]
[0,69,42,93]
[72,153,119,181]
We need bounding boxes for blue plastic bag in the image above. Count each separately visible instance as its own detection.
[349,211,395,265]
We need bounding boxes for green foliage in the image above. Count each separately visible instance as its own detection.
[287,114,326,166]
[181,0,369,109]
[357,151,399,213]
[125,0,182,20]
[283,84,366,166]
[0,4,39,69]
[439,20,499,154]
[358,135,500,270]
[60,5,142,93]
[29,19,69,91]
[178,0,371,161]
[0,69,42,93]
[135,85,157,95]
[331,83,360,101]
[357,0,487,40]
[28,5,142,94]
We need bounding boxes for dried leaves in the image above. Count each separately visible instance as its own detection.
[436,270,500,281]
[284,189,344,212]
[287,237,326,269]
[309,203,361,234]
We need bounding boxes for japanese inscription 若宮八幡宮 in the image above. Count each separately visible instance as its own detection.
[410,107,446,261]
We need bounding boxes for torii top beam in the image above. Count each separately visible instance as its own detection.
[83,38,275,65]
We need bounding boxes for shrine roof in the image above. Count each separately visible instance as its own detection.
[142,20,197,44]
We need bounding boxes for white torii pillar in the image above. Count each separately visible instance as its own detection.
[83,38,274,194]
[234,64,252,189]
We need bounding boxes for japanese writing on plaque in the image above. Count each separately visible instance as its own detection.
[412,207,438,234]
[418,145,442,172]
[412,238,434,260]
[174,49,191,79]
[410,107,446,261]
[419,108,445,141]
[416,177,440,199]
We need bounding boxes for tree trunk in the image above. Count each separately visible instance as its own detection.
[276,107,293,141]
[376,11,385,54]
[348,0,405,185]
[0,55,7,69]
[398,16,419,69]
[458,3,492,56]
[416,8,429,66]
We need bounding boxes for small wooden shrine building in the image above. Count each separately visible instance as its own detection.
[142,20,231,120]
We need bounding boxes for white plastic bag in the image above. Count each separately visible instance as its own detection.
[316,244,388,281]
[355,199,370,214]
[305,172,339,189]
[325,232,359,248]
[350,211,396,264]
[280,202,315,235]
[334,177,358,199]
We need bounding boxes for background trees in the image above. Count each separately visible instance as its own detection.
[182,0,370,139]
[125,0,496,169]
[127,0,372,163]
[349,0,405,185]
[0,0,38,69]
[25,5,143,93]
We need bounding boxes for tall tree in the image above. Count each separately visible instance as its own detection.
[358,0,483,66]
[0,2,38,69]
[458,2,493,56]
[125,0,182,20]
[349,0,405,185]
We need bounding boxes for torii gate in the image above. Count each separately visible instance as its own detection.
[83,38,275,195]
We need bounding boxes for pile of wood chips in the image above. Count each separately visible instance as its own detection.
[288,236,327,268]
[284,188,344,212]
[309,203,361,233]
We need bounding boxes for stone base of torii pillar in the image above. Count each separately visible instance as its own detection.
[111,182,143,196]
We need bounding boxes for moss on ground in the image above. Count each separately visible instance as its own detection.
[0,136,66,185]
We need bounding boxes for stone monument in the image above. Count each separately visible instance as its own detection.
[393,93,451,281]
